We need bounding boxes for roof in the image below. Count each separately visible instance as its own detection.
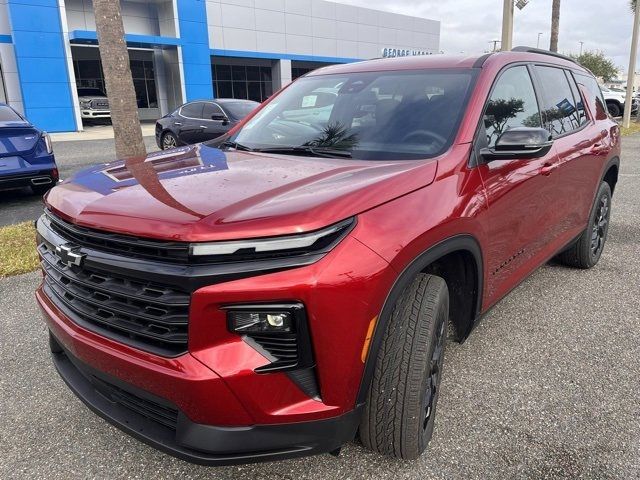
[308,48,589,76]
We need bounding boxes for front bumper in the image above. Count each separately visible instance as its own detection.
[50,331,360,465]
[81,110,111,119]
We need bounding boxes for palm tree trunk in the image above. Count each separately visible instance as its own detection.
[550,0,561,52]
[93,0,146,159]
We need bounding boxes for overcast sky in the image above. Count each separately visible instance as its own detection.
[339,0,636,73]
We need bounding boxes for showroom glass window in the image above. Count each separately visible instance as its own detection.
[213,64,273,102]
[130,60,158,109]
[73,58,158,109]
[483,65,541,148]
[534,65,584,137]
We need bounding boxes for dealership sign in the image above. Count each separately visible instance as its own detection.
[381,48,431,58]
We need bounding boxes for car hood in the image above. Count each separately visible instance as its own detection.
[45,144,439,242]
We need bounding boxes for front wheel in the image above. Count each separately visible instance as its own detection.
[359,273,448,460]
[557,181,612,269]
[161,131,178,150]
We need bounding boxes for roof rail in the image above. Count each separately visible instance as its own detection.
[511,46,578,65]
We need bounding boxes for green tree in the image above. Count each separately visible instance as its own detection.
[569,51,618,82]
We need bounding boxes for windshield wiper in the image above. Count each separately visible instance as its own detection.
[254,146,352,158]
[220,140,254,151]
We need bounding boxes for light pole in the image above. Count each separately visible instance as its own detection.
[579,41,584,56]
[501,0,514,51]
[489,40,501,52]
[623,5,640,128]
[502,0,529,51]
[537,32,543,48]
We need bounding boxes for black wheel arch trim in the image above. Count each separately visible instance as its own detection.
[355,234,483,407]
[601,155,620,195]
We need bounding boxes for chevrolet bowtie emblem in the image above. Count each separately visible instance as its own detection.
[55,244,85,268]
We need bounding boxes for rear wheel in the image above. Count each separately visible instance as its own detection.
[359,273,448,460]
[557,181,612,269]
[161,131,178,150]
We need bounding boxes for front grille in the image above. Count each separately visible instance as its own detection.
[90,99,109,109]
[90,375,179,430]
[45,209,190,264]
[39,241,190,357]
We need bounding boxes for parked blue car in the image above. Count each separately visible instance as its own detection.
[0,103,58,195]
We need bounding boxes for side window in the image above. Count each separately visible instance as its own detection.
[484,65,541,148]
[534,65,583,136]
[575,73,609,121]
[203,102,224,120]
[566,72,588,126]
[180,102,204,119]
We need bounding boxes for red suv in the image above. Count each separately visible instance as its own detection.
[36,48,619,465]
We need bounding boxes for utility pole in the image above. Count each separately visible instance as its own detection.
[623,4,640,128]
[550,0,560,52]
[489,40,501,52]
[501,0,514,51]
[93,0,146,159]
[579,41,584,56]
[537,32,543,48]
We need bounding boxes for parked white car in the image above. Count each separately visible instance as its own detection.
[600,85,638,117]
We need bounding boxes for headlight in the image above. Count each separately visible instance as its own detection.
[79,100,91,108]
[42,132,53,154]
[189,217,355,260]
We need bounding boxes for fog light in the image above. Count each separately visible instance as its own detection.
[228,310,293,333]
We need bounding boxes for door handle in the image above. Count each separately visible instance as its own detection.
[199,125,207,129]
[174,122,182,126]
[540,162,556,176]
[590,143,610,155]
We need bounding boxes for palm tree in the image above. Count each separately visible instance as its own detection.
[549,0,560,52]
[93,0,146,159]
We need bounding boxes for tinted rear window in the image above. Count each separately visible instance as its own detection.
[0,105,23,122]
[180,102,204,118]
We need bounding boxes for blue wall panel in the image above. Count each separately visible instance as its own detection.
[7,0,76,132]
[177,0,213,101]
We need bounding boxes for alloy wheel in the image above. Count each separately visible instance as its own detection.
[591,194,609,257]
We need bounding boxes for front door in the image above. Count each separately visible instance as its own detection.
[477,64,562,306]
[197,103,231,142]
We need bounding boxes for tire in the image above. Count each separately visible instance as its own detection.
[606,101,621,118]
[557,181,612,269]
[359,273,449,460]
[161,131,178,150]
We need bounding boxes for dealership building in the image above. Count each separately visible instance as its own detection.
[0,0,440,132]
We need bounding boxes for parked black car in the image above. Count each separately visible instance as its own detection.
[155,99,259,149]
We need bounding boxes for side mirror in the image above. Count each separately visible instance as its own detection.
[480,127,553,161]
[212,113,228,124]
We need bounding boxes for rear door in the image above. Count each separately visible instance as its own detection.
[176,102,204,144]
[477,64,562,305]
[533,67,611,239]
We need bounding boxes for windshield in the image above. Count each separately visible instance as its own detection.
[78,88,106,97]
[229,69,476,160]
[223,101,259,120]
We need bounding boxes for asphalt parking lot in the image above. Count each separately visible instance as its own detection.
[1,137,639,479]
